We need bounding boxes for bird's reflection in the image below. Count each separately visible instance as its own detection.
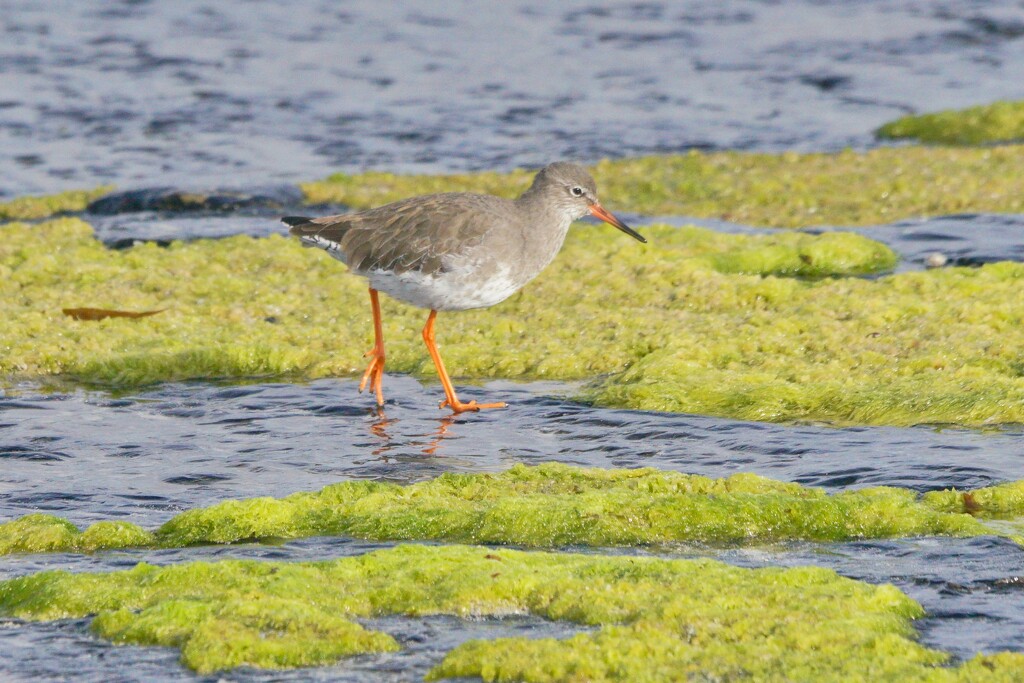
[368,407,393,444]
[368,408,457,457]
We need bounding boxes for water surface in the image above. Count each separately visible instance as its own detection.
[5,0,1024,194]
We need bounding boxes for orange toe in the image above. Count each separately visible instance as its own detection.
[359,352,386,406]
[439,398,508,414]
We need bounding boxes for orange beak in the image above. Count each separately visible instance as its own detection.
[589,203,646,243]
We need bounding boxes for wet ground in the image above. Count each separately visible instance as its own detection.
[4,0,1024,195]
[4,0,1024,680]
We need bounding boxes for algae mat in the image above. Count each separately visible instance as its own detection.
[3,464,1022,555]
[301,146,1024,228]
[3,217,1023,426]
[9,144,1024,229]
[877,100,1024,147]
[2,543,1023,680]
[0,186,111,222]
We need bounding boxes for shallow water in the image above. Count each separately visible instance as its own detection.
[5,0,1024,195]
[2,377,1024,680]
[3,378,1023,527]
[843,214,1024,271]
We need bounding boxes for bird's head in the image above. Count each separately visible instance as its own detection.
[528,162,646,243]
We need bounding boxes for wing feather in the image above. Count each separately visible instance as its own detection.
[284,193,511,275]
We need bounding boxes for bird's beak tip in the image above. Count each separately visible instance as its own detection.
[588,203,647,244]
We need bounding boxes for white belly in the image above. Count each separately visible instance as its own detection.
[365,266,522,311]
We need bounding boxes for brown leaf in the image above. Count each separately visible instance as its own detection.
[962,492,982,515]
[62,307,165,321]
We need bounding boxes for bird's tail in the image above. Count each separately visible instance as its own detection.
[281,215,347,255]
[281,216,321,249]
[281,216,314,234]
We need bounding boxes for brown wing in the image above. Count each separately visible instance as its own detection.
[285,193,512,275]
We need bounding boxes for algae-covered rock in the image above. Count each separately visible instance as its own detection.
[4,217,1023,426]
[1,544,1022,679]
[78,521,156,552]
[0,514,153,554]
[302,146,1024,227]
[155,463,992,549]
[2,464,1021,555]
[0,514,80,554]
[0,187,112,221]
[93,597,397,672]
[878,100,1024,146]
[578,258,1024,424]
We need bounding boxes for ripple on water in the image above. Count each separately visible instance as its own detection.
[1,378,1022,528]
[5,1,1024,193]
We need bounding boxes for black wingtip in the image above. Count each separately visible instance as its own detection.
[281,216,313,227]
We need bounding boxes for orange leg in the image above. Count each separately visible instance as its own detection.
[422,310,507,414]
[358,288,386,406]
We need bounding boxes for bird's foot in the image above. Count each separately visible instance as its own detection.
[359,347,386,406]
[439,397,507,414]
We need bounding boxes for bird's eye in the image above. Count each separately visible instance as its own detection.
[570,186,584,197]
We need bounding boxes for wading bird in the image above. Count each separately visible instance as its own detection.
[284,162,645,413]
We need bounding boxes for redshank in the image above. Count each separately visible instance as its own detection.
[283,161,645,414]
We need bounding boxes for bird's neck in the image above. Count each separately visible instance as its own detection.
[515,190,573,235]
[511,190,574,279]
[516,187,570,224]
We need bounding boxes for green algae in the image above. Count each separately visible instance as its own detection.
[878,100,1024,146]
[0,187,111,221]
[0,514,80,555]
[673,227,896,277]
[0,514,154,555]
[3,217,1022,426]
[923,480,1024,518]
[1,544,1021,679]
[93,597,397,672]
[154,463,992,549]
[2,464,1021,556]
[302,146,1024,228]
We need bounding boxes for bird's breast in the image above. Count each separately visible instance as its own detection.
[366,265,521,312]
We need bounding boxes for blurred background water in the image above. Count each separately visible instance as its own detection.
[2,1,1024,681]
[3,0,1024,195]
